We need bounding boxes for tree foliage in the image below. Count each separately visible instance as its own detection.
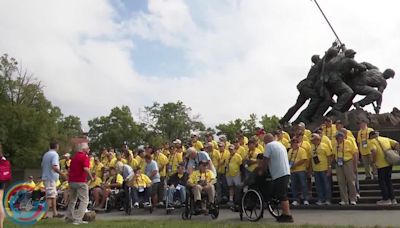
[0,54,82,169]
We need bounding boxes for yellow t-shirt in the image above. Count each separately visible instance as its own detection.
[245,148,262,172]
[129,174,152,188]
[34,181,45,191]
[332,140,357,162]
[237,146,247,159]
[217,150,230,174]
[56,179,61,187]
[167,152,183,175]
[94,162,104,179]
[226,153,243,177]
[288,147,308,172]
[105,157,117,168]
[322,124,337,141]
[257,143,264,153]
[130,158,139,170]
[321,135,333,151]
[304,129,312,142]
[299,140,312,159]
[278,138,290,150]
[60,181,69,190]
[357,127,374,156]
[89,177,103,189]
[154,153,169,177]
[208,149,221,170]
[193,140,204,151]
[311,143,332,172]
[243,136,249,145]
[282,131,291,142]
[106,174,123,186]
[370,137,398,169]
[26,181,36,189]
[188,170,215,185]
[161,148,170,157]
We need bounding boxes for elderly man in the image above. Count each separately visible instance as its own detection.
[310,134,333,205]
[264,134,293,223]
[188,161,216,213]
[186,147,216,176]
[66,143,93,225]
[288,138,309,206]
[357,120,376,180]
[333,132,358,205]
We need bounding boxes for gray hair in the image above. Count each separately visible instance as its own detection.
[76,142,89,152]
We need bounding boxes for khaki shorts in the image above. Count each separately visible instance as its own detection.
[44,180,57,198]
[226,174,242,187]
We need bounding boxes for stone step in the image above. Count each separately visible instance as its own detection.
[291,204,400,210]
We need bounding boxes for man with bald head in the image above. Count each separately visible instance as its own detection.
[263,133,293,223]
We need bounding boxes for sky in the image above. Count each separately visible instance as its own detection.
[1,0,399,129]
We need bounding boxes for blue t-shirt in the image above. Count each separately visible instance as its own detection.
[145,160,160,183]
[41,150,60,182]
[187,151,211,170]
[264,141,290,180]
[122,164,133,180]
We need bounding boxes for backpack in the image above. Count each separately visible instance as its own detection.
[0,157,12,182]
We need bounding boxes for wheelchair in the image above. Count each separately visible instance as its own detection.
[237,172,281,222]
[124,185,153,215]
[104,189,124,212]
[165,185,186,214]
[181,184,219,220]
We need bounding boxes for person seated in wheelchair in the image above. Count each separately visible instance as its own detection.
[187,160,216,213]
[127,167,152,208]
[57,179,70,208]
[166,162,188,208]
[93,167,123,210]
[243,153,273,201]
[89,171,103,208]
[31,176,46,200]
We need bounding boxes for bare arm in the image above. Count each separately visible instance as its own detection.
[84,167,93,181]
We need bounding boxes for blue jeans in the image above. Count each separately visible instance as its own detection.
[290,171,308,202]
[314,171,331,202]
[166,185,186,204]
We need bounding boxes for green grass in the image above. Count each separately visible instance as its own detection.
[3,219,380,228]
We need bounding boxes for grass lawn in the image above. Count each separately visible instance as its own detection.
[4,219,366,228]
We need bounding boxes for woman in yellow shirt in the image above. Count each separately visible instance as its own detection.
[333,132,358,205]
[167,146,183,176]
[288,138,309,206]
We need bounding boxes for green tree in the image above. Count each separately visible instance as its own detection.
[88,106,145,152]
[143,101,205,142]
[215,119,244,142]
[243,113,258,136]
[0,54,70,168]
[260,114,280,133]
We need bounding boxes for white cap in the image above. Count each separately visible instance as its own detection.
[173,139,182,144]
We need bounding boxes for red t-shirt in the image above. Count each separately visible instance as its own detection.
[68,151,90,183]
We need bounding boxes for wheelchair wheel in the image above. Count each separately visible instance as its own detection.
[241,189,264,222]
[210,204,219,220]
[267,199,281,218]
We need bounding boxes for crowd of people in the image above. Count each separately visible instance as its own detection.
[16,118,400,225]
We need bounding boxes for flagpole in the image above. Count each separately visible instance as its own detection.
[312,0,342,45]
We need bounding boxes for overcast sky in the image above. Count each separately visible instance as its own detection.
[1,0,399,129]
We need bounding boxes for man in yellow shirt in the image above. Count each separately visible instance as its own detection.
[273,130,290,150]
[288,138,309,206]
[127,167,152,208]
[243,139,262,175]
[322,117,337,141]
[104,152,117,169]
[204,142,220,173]
[236,130,249,145]
[205,132,219,150]
[233,139,247,159]
[188,161,216,213]
[369,131,399,205]
[153,148,169,206]
[161,142,171,157]
[333,132,358,205]
[226,145,242,207]
[93,157,104,180]
[219,135,231,150]
[167,145,183,176]
[191,133,204,151]
[277,126,291,142]
[357,120,376,180]
[94,167,123,210]
[217,142,230,203]
[310,134,333,205]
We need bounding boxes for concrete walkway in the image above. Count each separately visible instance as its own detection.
[96,209,400,227]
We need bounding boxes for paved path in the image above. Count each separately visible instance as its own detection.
[96,209,400,227]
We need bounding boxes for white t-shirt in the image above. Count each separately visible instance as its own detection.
[264,141,290,180]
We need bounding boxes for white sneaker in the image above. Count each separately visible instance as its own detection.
[291,201,299,206]
[339,201,347,206]
[316,201,323,206]
[325,201,331,205]
[350,201,357,205]
[303,200,310,206]
[356,193,361,199]
[134,202,139,208]
[72,221,88,225]
[392,199,398,205]
[376,200,392,206]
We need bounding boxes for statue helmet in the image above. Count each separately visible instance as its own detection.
[383,68,395,79]
[344,49,357,57]
[325,48,339,58]
[311,55,320,64]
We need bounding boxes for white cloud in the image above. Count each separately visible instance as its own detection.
[1,0,399,129]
